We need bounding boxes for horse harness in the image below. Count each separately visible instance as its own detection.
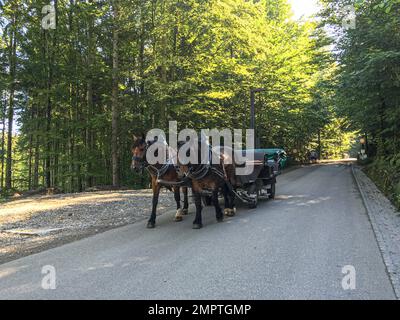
[134,140,228,186]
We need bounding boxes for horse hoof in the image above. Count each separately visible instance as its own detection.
[147,222,155,229]
[175,209,184,222]
[217,217,224,223]
[224,208,236,217]
[193,223,203,230]
[182,209,189,215]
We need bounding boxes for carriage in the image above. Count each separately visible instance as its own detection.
[203,150,279,209]
[234,150,278,208]
[132,135,280,229]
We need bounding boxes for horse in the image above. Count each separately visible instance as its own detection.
[177,139,236,229]
[131,135,189,229]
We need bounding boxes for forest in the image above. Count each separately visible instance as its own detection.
[0,0,398,196]
[320,0,400,207]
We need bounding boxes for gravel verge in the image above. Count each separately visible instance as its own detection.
[0,189,188,265]
[352,165,400,299]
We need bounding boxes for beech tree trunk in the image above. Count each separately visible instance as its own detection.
[111,0,120,187]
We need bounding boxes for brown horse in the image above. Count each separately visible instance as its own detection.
[177,141,236,229]
[131,135,189,229]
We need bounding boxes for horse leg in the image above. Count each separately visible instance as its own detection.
[223,183,236,217]
[148,179,161,229]
[193,190,203,229]
[182,186,189,215]
[223,184,230,210]
[229,186,237,215]
[173,186,184,222]
[213,189,223,222]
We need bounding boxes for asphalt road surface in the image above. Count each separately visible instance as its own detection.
[0,164,396,299]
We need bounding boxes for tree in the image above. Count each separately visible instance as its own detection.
[320,0,400,157]
[111,0,120,187]
[0,0,341,193]
[1,0,22,190]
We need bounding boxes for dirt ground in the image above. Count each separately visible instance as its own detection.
[0,189,181,264]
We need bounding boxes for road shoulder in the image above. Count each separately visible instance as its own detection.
[0,189,179,265]
[352,165,400,299]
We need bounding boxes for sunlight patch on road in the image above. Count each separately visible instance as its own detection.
[296,197,331,206]
[0,265,29,280]
[273,195,331,206]
[274,195,307,201]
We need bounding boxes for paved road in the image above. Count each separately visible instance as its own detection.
[0,164,396,299]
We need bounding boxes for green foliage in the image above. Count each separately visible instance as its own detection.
[319,118,358,160]
[0,0,342,192]
[320,0,400,157]
[320,0,400,205]
[366,155,400,209]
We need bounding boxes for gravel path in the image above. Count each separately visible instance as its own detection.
[352,165,400,298]
[0,189,186,264]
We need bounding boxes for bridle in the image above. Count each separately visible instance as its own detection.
[132,144,147,172]
[132,140,174,180]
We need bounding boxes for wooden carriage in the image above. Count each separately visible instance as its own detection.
[202,150,278,209]
[232,150,278,208]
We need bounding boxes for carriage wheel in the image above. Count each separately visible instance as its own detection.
[248,198,258,209]
[248,184,259,209]
[269,183,276,199]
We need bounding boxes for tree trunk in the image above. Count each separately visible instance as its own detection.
[27,107,34,190]
[0,93,6,190]
[86,0,95,188]
[111,0,120,187]
[159,1,168,129]
[378,96,386,156]
[44,0,58,189]
[33,131,40,189]
[5,19,17,191]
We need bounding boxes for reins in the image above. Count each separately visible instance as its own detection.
[184,148,228,182]
[147,162,171,180]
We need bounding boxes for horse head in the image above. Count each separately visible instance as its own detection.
[131,134,148,172]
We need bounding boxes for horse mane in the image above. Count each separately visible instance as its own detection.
[132,138,146,149]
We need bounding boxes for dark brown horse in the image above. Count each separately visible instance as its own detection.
[177,141,236,229]
[131,135,189,229]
